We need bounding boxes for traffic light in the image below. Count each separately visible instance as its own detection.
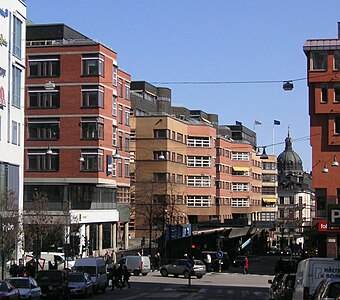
[191,244,196,249]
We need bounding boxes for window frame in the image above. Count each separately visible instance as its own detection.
[80,149,104,172]
[82,54,104,76]
[82,86,104,108]
[29,56,60,77]
[27,149,59,172]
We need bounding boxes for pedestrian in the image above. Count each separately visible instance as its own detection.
[243,257,249,275]
[9,262,18,277]
[122,266,131,288]
[205,253,212,272]
[110,265,119,291]
[117,264,123,290]
[154,253,160,271]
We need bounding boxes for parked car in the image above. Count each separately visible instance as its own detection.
[67,272,93,298]
[160,259,206,279]
[6,277,41,300]
[274,273,296,300]
[36,270,69,300]
[0,280,20,300]
[268,273,285,300]
[312,278,340,300]
[232,256,246,267]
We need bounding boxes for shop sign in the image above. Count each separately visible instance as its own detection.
[0,34,7,47]
[318,220,340,233]
[328,205,340,228]
[0,8,8,18]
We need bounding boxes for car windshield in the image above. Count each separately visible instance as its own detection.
[75,267,96,277]
[8,279,29,288]
[328,282,340,298]
[0,283,8,292]
[68,274,84,282]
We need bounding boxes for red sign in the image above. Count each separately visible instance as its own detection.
[318,221,340,233]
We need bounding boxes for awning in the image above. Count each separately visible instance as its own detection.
[227,227,250,239]
[263,198,277,203]
[232,166,250,172]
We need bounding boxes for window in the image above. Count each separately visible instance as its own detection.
[232,183,249,192]
[29,56,60,77]
[13,16,22,58]
[82,86,104,108]
[334,51,340,70]
[118,105,123,124]
[311,51,327,70]
[118,160,122,177]
[262,162,276,170]
[262,186,276,195]
[187,196,211,207]
[231,198,249,207]
[80,149,103,171]
[125,135,130,151]
[187,175,211,187]
[262,174,277,182]
[125,107,130,126]
[82,54,104,76]
[335,115,340,135]
[321,83,328,103]
[231,152,249,161]
[118,134,123,151]
[176,174,184,184]
[187,136,210,147]
[154,129,169,139]
[112,126,117,146]
[12,66,21,107]
[177,154,184,163]
[153,173,168,182]
[187,156,211,167]
[28,87,60,108]
[112,65,117,86]
[11,121,20,145]
[28,149,59,171]
[125,84,130,100]
[124,160,130,178]
[334,84,340,103]
[112,95,117,116]
[118,80,123,97]
[177,133,183,143]
[81,117,104,139]
[28,119,60,140]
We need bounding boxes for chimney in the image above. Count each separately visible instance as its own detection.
[338,22,340,38]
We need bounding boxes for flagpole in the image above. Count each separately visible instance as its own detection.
[272,124,275,154]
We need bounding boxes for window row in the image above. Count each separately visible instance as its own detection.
[310,51,340,71]
[187,156,211,167]
[231,198,249,207]
[231,152,250,161]
[187,196,211,207]
[187,136,211,148]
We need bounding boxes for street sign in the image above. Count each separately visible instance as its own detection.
[216,251,224,259]
[328,205,340,227]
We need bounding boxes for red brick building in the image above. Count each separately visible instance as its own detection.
[24,24,131,255]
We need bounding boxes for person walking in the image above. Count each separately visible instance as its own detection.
[122,266,131,288]
[154,253,160,271]
[205,253,212,272]
[243,257,249,275]
[117,264,123,290]
[110,265,119,291]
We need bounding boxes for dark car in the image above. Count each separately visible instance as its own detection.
[0,281,20,300]
[160,259,206,279]
[313,278,340,300]
[232,256,246,267]
[274,273,296,300]
[67,272,93,298]
[36,270,69,300]
[268,273,285,300]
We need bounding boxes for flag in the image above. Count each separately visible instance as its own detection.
[255,120,262,125]
[274,120,281,125]
[235,121,242,125]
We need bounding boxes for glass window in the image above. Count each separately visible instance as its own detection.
[112,65,117,86]
[82,54,104,76]
[125,135,130,151]
[335,115,340,135]
[28,88,60,108]
[118,80,123,97]
[112,126,117,146]
[11,121,18,145]
[27,119,60,140]
[187,196,211,207]
[13,16,22,58]
[187,156,211,167]
[29,56,60,77]
[321,83,328,103]
[82,86,104,108]
[112,95,117,116]
[12,66,21,107]
[81,117,104,139]
[28,149,59,171]
[125,107,130,126]
[80,149,103,171]
[154,129,169,139]
[334,51,340,70]
[118,105,123,124]
[334,84,340,103]
[125,84,130,100]
[311,51,327,70]
[124,161,130,178]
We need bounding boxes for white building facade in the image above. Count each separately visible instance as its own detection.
[0,0,26,261]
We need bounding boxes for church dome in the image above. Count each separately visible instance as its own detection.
[277,131,303,174]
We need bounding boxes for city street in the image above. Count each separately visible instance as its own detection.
[94,271,272,300]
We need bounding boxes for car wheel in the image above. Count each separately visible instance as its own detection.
[160,269,168,277]
[142,273,147,276]
[197,275,203,279]
[183,270,190,278]
[133,270,140,276]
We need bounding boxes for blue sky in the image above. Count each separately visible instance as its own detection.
[26,0,340,172]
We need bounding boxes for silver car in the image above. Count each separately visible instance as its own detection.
[7,277,41,300]
[67,272,93,298]
[160,259,206,279]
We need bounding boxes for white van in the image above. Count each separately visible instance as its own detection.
[118,255,151,276]
[24,252,75,270]
[293,257,340,300]
[73,257,108,294]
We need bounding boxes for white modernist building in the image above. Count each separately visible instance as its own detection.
[0,0,26,261]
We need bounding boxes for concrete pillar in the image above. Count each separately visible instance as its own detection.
[85,225,90,257]
[327,234,338,258]
[98,224,103,254]
[79,225,86,256]
[112,223,117,251]
[124,222,129,250]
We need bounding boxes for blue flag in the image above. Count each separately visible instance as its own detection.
[274,120,280,125]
